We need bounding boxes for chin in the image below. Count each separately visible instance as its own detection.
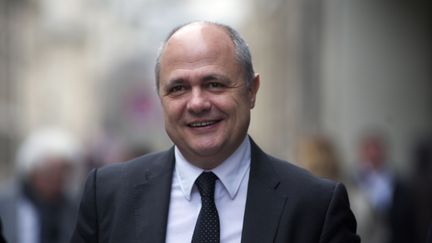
[193,144,221,156]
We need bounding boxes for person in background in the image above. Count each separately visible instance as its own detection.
[295,134,383,242]
[295,134,341,181]
[0,128,82,243]
[353,132,418,243]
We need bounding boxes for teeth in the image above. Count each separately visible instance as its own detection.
[189,121,216,127]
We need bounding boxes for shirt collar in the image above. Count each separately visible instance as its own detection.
[174,136,251,200]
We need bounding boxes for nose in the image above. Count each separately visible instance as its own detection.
[186,88,211,115]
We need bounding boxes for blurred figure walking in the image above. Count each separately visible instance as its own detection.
[353,132,418,243]
[0,128,82,243]
[295,134,341,181]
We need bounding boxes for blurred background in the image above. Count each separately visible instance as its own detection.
[0,0,431,242]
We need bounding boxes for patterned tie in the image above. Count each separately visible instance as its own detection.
[191,172,220,243]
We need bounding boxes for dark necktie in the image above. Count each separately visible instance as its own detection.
[191,172,220,243]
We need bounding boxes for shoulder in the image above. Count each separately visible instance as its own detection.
[93,148,175,184]
[250,140,337,196]
[259,150,359,240]
[269,152,338,196]
[249,140,348,214]
[78,148,174,209]
[80,148,174,202]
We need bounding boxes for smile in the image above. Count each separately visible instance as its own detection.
[188,120,220,128]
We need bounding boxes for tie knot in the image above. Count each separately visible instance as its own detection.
[195,172,218,198]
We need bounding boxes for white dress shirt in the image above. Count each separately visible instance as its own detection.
[166,136,251,243]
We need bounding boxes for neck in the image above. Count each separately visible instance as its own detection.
[178,136,249,170]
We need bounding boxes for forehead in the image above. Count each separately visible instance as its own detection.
[159,24,236,72]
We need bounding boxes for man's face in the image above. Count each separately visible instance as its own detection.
[158,24,259,169]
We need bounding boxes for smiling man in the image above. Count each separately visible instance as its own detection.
[158,23,258,170]
[71,21,360,243]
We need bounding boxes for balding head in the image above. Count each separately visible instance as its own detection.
[155,21,254,92]
[156,21,260,168]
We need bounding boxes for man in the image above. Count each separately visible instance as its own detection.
[71,21,360,243]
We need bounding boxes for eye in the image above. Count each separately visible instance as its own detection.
[168,84,186,93]
[207,82,225,89]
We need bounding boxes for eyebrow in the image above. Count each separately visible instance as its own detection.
[201,74,231,83]
[164,73,232,89]
[164,78,186,88]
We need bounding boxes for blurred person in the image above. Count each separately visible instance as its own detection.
[84,131,133,169]
[353,132,417,243]
[410,136,432,243]
[295,134,341,181]
[85,131,154,170]
[295,134,377,242]
[71,21,360,243]
[0,128,83,243]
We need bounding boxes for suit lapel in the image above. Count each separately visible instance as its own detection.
[128,140,287,243]
[132,148,175,243]
[241,140,288,243]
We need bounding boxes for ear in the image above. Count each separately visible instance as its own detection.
[248,73,260,109]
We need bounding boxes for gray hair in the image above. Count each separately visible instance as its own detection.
[154,21,255,92]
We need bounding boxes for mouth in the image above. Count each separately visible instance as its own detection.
[187,120,221,128]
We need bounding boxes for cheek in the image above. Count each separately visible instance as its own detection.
[232,96,252,122]
[226,94,250,113]
[215,99,247,125]
[162,100,184,121]
[213,92,243,107]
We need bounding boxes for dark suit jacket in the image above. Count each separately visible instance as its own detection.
[71,139,360,243]
[427,224,432,243]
